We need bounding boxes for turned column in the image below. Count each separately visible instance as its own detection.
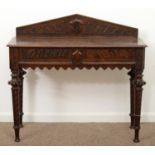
[9,70,21,142]
[133,69,146,142]
[128,68,136,129]
[19,69,26,127]
[132,48,146,143]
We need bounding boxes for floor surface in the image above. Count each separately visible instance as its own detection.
[0,123,155,146]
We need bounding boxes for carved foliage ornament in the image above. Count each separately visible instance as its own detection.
[8,70,26,87]
[8,73,20,87]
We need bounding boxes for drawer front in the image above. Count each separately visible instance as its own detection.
[84,48,135,62]
[20,48,72,62]
[20,48,135,64]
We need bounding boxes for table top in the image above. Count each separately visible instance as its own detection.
[8,36,146,48]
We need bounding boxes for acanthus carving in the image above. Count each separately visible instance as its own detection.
[8,79,19,87]
[8,73,20,87]
[8,70,26,87]
[134,74,146,88]
[128,69,146,88]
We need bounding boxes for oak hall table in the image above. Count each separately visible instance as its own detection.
[7,14,147,143]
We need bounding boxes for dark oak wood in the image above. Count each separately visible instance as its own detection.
[7,14,147,143]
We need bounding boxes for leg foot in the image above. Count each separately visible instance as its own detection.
[15,138,20,142]
[133,138,140,143]
[14,128,20,142]
[133,129,140,143]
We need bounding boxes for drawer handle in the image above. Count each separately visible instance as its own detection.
[71,50,83,65]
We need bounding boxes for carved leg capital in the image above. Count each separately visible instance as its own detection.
[8,72,21,87]
[134,74,146,88]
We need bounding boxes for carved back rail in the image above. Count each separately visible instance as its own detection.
[16,14,138,38]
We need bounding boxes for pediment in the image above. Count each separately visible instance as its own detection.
[17,14,138,38]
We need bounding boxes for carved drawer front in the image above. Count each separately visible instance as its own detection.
[20,48,135,64]
[20,48,73,62]
[84,48,135,62]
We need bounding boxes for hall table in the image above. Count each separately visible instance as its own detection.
[7,14,147,143]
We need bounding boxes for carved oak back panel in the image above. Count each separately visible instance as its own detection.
[16,14,138,37]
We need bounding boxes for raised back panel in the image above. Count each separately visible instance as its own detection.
[16,14,138,38]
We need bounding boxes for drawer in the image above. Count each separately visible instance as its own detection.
[84,48,135,62]
[19,48,135,64]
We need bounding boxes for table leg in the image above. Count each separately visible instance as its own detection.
[19,69,26,128]
[9,70,21,142]
[133,69,145,143]
[128,68,136,129]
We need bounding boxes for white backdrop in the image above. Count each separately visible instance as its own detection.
[0,1,155,122]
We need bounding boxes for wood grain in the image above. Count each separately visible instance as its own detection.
[8,14,147,143]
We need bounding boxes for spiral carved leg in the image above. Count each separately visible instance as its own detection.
[128,69,136,129]
[133,72,146,143]
[19,69,26,128]
[9,70,21,142]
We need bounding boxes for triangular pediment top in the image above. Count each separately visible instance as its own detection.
[16,14,138,38]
